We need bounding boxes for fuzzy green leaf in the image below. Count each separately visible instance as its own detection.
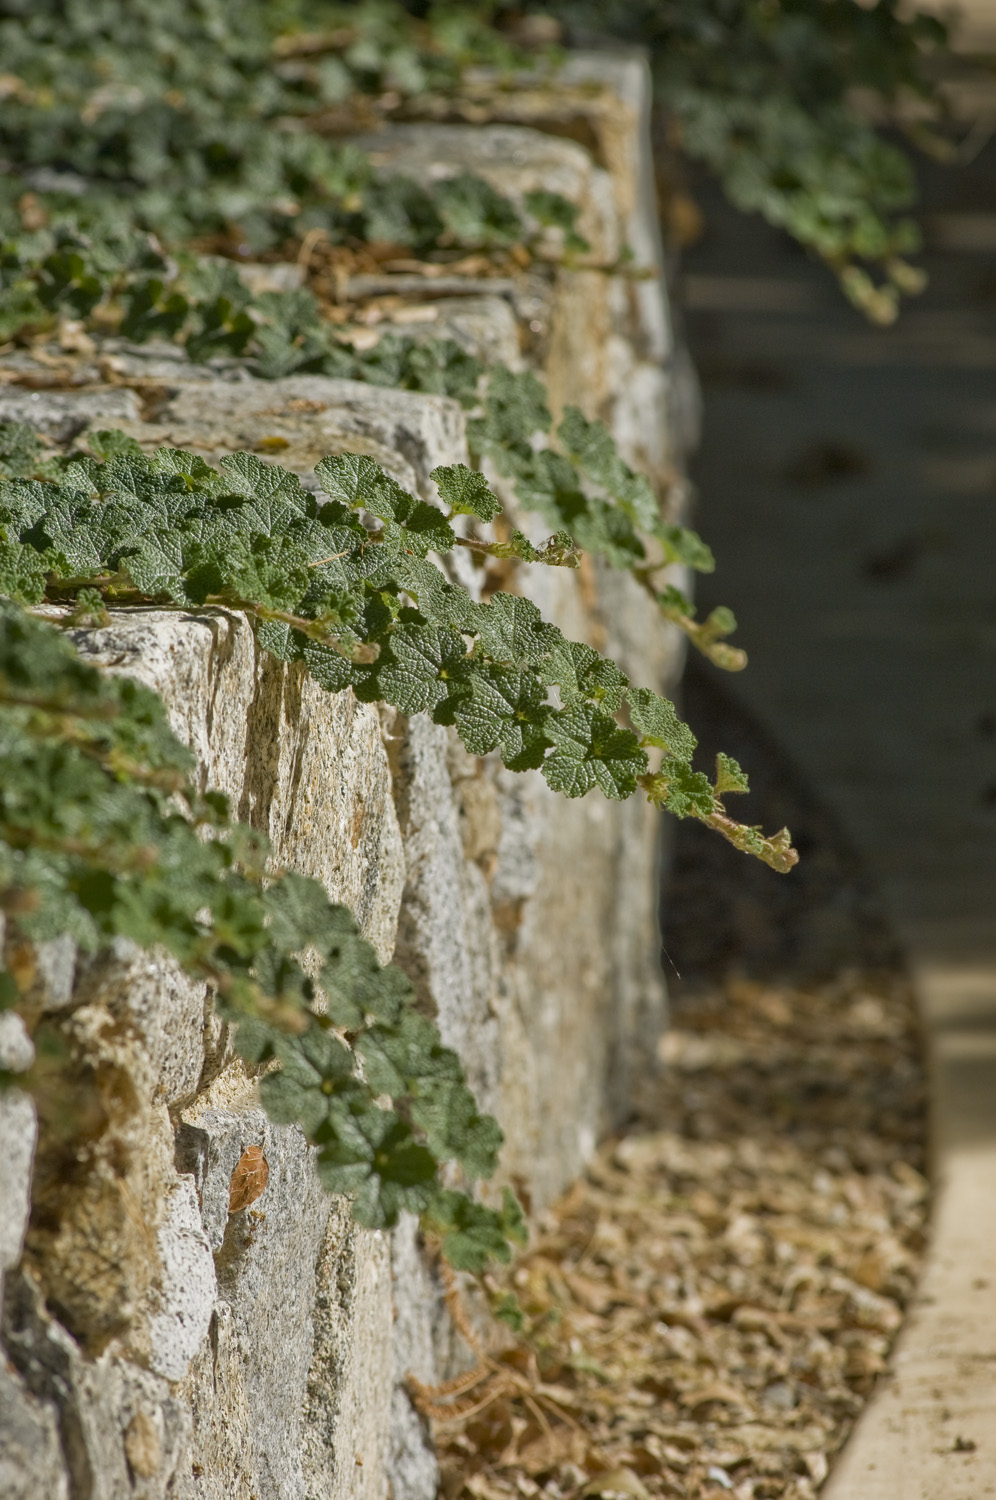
[654,522,715,573]
[627,687,697,761]
[423,1185,527,1273]
[558,405,660,533]
[453,664,551,770]
[260,1027,356,1139]
[431,462,501,522]
[316,1106,438,1229]
[410,1079,504,1180]
[356,1010,464,1099]
[371,622,469,716]
[656,761,717,819]
[715,752,750,795]
[543,702,647,800]
[473,591,561,668]
[545,640,629,711]
[0,539,47,605]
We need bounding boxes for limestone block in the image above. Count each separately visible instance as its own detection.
[353,121,619,264]
[3,1270,189,1500]
[0,1011,33,1074]
[21,1000,179,1353]
[0,385,142,441]
[369,56,697,478]
[117,374,467,502]
[343,98,687,1176]
[147,1178,216,1384]
[72,941,209,1110]
[386,1217,446,1500]
[11,933,77,1015]
[173,1299,255,1500]
[389,713,503,1113]
[0,375,469,1500]
[0,1362,69,1500]
[0,1015,36,1307]
[175,1113,251,1255]
[557,52,673,366]
[187,1106,334,1500]
[0,1091,35,1284]
[406,50,674,364]
[70,609,406,966]
[396,292,523,368]
[348,119,630,437]
[306,1220,395,1500]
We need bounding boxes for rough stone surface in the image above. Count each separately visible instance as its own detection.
[0,386,142,440]
[1,51,693,1500]
[147,1179,216,1385]
[0,1360,69,1500]
[0,1020,36,1305]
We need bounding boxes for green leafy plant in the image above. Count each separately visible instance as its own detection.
[0,427,794,1265]
[0,430,794,866]
[471,368,747,671]
[0,596,524,1268]
[497,0,951,322]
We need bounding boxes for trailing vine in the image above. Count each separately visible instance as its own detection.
[470,368,746,672]
[0,597,524,1269]
[0,427,795,1264]
[6,0,933,1277]
[385,0,953,323]
[0,427,794,865]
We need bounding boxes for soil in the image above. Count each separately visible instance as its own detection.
[425,666,928,1500]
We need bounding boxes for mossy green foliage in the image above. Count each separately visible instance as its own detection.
[0,0,585,358]
[0,0,539,254]
[0,0,950,355]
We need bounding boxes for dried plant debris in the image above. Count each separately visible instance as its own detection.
[427,682,926,1500]
[429,971,926,1500]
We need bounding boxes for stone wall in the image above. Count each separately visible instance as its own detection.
[0,51,698,1500]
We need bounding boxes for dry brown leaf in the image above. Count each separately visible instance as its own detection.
[581,1467,651,1499]
[228,1144,269,1214]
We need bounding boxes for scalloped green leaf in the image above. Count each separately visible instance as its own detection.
[543,702,647,800]
[627,687,697,762]
[452,663,551,770]
[431,462,500,522]
[371,622,469,715]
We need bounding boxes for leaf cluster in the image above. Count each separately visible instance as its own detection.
[0,235,484,406]
[0,596,518,1267]
[500,0,951,320]
[0,428,794,871]
[0,0,550,256]
[469,368,747,670]
[0,0,586,373]
[0,0,954,338]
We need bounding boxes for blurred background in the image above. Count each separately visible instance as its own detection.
[662,2,996,992]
